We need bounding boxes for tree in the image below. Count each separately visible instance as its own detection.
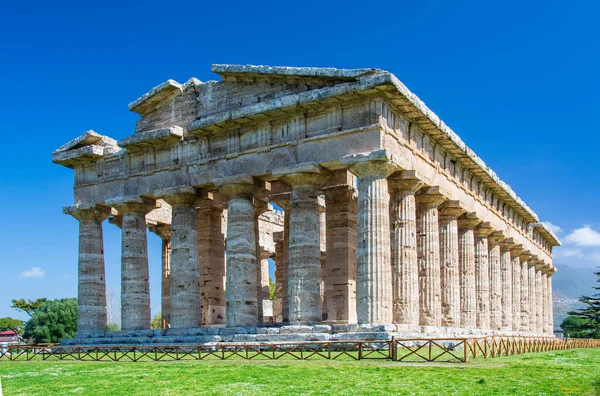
[23,298,77,344]
[11,298,47,317]
[151,312,163,330]
[269,277,276,300]
[560,315,595,338]
[0,317,24,333]
[567,267,600,339]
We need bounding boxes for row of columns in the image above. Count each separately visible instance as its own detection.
[68,158,555,334]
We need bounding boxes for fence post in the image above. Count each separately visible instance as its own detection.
[391,337,397,361]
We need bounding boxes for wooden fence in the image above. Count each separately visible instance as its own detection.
[1,336,598,363]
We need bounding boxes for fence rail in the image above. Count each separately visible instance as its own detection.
[1,336,598,363]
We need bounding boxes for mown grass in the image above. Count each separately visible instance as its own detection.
[0,348,599,395]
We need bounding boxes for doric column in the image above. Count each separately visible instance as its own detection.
[156,187,201,329]
[488,231,504,331]
[149,224,171,329]
[438,200,465,328]
[457,213,481,329]
[217,175,263,327]
[519,251,532,332]
[65,204,111,333]
[541,268,549,334]
[323,170,358,323]
[528,259,539,333]
[534,260,545,334]
[345,153,396,324]
[108,196,155,331]
[388,170,424,326]
[499,238,515,332]
[547,267,555,334]
[474,222,493,330]
[276,164,328,324]
[197,202,226,325]
[416,186,447,327]
[510,245,525,332]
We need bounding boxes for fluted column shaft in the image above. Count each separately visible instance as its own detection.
[389,173,423,326]
[510,248,523,332]
[541,271,549,334]
[113,200,154,331]
[158,188,201,329]
[349,160,395,324]
[535,265,544,333]
[528,264,538,333]
[281,171,327,324]
[324,182,358,323]
[218,176,262,327]
[457,215,480,328]
[416,188,446,327]
[488,233,503,331]
[66,205,110,333]
[547,273,554,333]
[499,241,514,331]
[520,256,531,332]
[438,202,464,328]
[475,224,493,330]
[197,206,226,325]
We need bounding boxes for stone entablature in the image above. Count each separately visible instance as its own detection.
[54,64,560,339]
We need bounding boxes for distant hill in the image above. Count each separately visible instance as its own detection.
[552,264,597,329]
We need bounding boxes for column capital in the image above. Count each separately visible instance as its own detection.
[216,175,265,198]
[474,222,494,237]
[532,258,546,270]
[64,204,112,222]
[388,170,425,193]
[106,196,157,214]
[342,150,399,179]
[457,212,482,230]
[519,250,533,262]
[510,244,525,257]
[416,186,448,208]
[149,223,171,240]
[274,163,330,188]
[500,237,516,252]
[540,264,554,274]
[488,231,505,245]
[438,200,466,219]
[321,169,357,190]
[155,186,198,206]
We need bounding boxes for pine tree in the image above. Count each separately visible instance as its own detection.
[566,267,600,338]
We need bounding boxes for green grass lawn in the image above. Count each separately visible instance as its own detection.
[1,348,599,395]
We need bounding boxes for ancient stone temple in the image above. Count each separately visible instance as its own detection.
[53,64,560,344]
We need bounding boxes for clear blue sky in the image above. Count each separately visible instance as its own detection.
[1,0,599,320]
